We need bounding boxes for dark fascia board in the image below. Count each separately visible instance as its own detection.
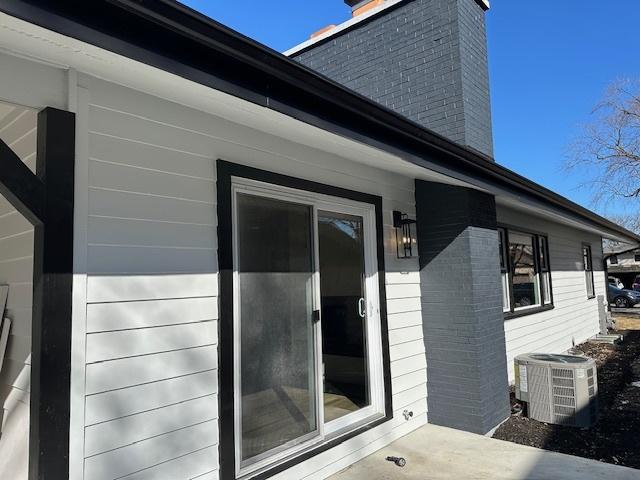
[2,0,637,242]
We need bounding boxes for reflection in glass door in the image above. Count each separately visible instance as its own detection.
[318,211,370,424]
[236,194,318,467]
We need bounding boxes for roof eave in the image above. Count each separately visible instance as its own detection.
[1,0,637,243]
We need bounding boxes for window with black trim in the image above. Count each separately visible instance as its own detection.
[499,227,553,315]
[583,244,595,299]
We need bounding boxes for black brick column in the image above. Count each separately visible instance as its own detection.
[415,180,509,434]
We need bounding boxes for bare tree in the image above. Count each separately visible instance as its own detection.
[567,79,640,205]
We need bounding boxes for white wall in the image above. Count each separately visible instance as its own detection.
[498,206,606,381]
[0,104,36,432]
[76,74,427,480]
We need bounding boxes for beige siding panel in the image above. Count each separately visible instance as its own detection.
[88,216,216,249]
[0,109,36,144]
[89,159,215,204]
[85,394,217,457]
[86,321,217,364]
[86,370,218,426]
[86,274,218,303]
[87,244,217,275]
[8,128,36,163]
[385,272,420,285]
[391,369,428,395]
[89,132,215,180]
[83,420,218,480]
[0,258,32,284]
[87,297,218,333]
[393,383,428,411]
[85,345,217,395]
[390,353,427,377]
[0,211,32,237]
[389,339,425,362]
[385,283,421,299]
[88,187,216,225]
[118,446,219,480]
[190,471,219,480]
[389,325,423,346]
[386,297,421,315]
[387,310,423,330]
[0,231,33,262]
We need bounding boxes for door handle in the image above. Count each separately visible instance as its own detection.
[358,298,366,318]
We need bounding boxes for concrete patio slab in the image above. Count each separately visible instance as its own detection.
[330,424,640,480]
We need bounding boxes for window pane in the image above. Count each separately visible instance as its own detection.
[542,272,551,304]
[501,273,510,312]
[319,211,370,423]
[509,231,540,309]
[237,194,318,462]
[586,271,595,298]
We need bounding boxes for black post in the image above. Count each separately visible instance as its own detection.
[30,107,75,480]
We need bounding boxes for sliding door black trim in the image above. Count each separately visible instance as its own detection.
[216,160,392,480]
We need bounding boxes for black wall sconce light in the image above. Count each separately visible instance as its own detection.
[393,211,417,259]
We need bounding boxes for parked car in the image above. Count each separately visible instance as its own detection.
[608,283,640,308]
[608,276,624,289]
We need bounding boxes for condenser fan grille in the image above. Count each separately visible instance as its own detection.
[552,368,576,425]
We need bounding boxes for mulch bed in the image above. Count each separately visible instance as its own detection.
[493,330,640,469]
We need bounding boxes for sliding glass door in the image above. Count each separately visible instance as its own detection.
[232,179,385,476]
[318,211,372,431]
[235,194,319,465]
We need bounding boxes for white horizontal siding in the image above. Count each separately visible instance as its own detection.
[0,105,36,432]
[498,206,605,381]
[79,75,426,480]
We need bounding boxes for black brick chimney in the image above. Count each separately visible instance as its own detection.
[290,0,494,158]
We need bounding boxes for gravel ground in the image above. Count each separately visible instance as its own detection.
[493,331,640,469]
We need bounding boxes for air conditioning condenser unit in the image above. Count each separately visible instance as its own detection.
[514,353,598,428]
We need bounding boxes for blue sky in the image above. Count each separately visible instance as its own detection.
[181,1,640,216]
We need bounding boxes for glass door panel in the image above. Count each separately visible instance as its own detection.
[318,211,370,424]
[236,193,318,464]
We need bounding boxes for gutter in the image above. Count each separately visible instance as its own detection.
[2,0,638,243]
